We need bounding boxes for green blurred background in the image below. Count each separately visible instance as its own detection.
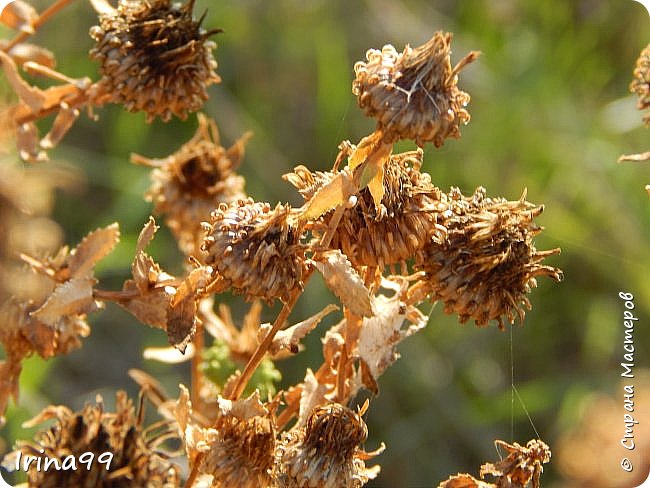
[1,0,649,486]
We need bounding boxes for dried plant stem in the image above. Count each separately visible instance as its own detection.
[94,288,143,301]
[190,320,204,408]
[229,286,303,401]
[4,0,78,52]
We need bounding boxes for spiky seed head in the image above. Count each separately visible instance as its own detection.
[202,199,307,303]
[274,403,379,488]
[138,114,247,255]
[89,0,221,122]
[353,32,478,147]
[8,392,179,487]
[416,187,563,329]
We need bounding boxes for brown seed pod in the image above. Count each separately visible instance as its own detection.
[353,32,479,147]
[202,199,307,303]
[286,148,447,269]
[8,392,180,488]
[133,114,249,255]
[207,414,276,488]
[274,403,380,488]
[89,0,221,122]
[631,43,650,126]
[415,187,563,329]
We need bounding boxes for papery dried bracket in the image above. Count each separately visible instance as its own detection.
[312,250,373,317]
[267,304,339,356]
[355,279,427,394]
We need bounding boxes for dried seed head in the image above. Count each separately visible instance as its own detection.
[275,403,379,488]
[89,0,221,122]
[631,44,650,126]
[136,114,248,255]
[416,187,563,329]
[202,199,307,303]
[205,414,276,488]
[353,32,478,147]
[287,148,447,268]
[8,392,179,487]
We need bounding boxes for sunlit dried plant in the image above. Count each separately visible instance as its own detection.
[0,4,562,487]
[619,43,650,196]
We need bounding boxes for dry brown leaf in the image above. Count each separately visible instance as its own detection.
[167,292,196,353]
[348,131,384,170]
[299,171,357,221]
[67,223,120,279]
[296,368,332,428]
[355,280,427,390]
[136,216,158,256]
[312,250,373,317]
[216,390,267,420]
[118,282,170,330]
[30,277,97,326]
[268,304,338,356]
[0,0,38,34]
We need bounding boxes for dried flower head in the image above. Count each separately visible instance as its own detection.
[89,0,221,122]
[6,391,180,487]
[286,148,447,268]
[415,187,563,329]
[274,403,380,487]
[202,199,307,303]
[631,43,650,126]
[353,32,479,147]
[133,114,249,255]
[175,386,276,488]
[438,438,551,488]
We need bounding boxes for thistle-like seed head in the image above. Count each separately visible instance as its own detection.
[89,0,221,122]
[137,114,248,255]
[353,32,478,147]
[202,199,307,303]
[8,392,179,487]
[274,403,379,488]
[416,187,563,329]
[207,415,276,488]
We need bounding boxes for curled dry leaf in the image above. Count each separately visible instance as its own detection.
[118,217,209,352]
[267,304,338,357]
[298,170,357,221]
[312,250,373,317]
[296,368,333,428]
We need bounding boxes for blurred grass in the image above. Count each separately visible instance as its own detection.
[1,0,649,486]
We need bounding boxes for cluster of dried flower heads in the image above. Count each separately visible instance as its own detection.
[619,43,650,196]
[1,1,563,486]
